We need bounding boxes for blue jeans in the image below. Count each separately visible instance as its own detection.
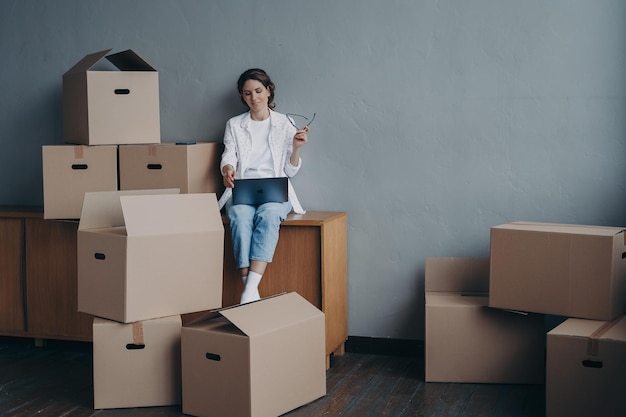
[227,201,292,269]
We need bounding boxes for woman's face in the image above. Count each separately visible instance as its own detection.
[241,79,270,112]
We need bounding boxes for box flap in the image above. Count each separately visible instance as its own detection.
[425,257,489,294]
[494,221,625,237]
[64,49,112,75]
[106,49,156,72]
[121,193,222,236]
[220,293,323,338]
[78,189,179,231]
[548,316,626,341]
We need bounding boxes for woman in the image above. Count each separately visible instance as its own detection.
[217,68,309,304]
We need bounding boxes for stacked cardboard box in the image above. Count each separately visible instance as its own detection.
[42,48,223,220]
[425,222,626,416]
[488,221,626,416]
[46,49,226,410]
[41,49,327,414]
[424,257,545,384]
[546,316,626,417]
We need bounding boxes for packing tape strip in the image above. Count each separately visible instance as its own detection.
[148,144,158,157]
[132,321,144,345]
[73,145,84,159]
[586,318,620,356]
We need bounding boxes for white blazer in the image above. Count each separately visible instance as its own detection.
[217,109,305,214]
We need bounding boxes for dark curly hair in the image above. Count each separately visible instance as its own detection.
[237,68,276,110]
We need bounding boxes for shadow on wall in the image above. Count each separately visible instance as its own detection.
[2,84,63,206]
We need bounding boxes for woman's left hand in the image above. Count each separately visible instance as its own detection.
[293,126,309,149]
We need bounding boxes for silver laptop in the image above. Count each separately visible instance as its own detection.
[232,177,288,206]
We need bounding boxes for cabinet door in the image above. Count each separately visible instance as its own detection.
[221,225,322,309]
[0,218,25,333]
[25,218,92,340]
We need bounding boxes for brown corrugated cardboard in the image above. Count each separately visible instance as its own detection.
[490,221,626,321]
[63,49,160,145]
[42,144,118,219]
[93,315,182,409]
[77,189,223,323]
[425,257,546,383]
[546,316,626,417]
[181,292,326,417]
[118,142,223,194]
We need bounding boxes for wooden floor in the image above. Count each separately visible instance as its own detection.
[0,336,544,417]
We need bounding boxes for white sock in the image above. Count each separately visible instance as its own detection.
[240,271,262,304]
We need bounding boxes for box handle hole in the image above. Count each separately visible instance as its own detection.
[71,164,88,170]
[621,252,625,259]
[94,253,106,260]
[114,89,130,95]
[126,343,145,350]
[147,164,162,170]
[205,353,221,361]
[582,360,603,369]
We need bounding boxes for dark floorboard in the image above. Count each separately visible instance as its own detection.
[0,336,544,417]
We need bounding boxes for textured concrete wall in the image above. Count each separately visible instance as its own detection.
[1,0,625,339]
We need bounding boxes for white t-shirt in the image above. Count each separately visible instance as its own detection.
[244,116,274,178]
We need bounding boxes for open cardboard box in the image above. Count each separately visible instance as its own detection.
[63,49,160,145]
[77,189,223,323]
[42,144,118,219]
[181,292,326,417]
[425,257,546,384]
[546,315,626,417]
[93,315,182,409]
[490,221,626,321]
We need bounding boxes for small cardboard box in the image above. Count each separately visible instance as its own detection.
[63,49,160,145]
[118,142,223,194]
[425,257,546,384]
[42,144,118,219]
[77,189,224,323]
[489,222,626,321]
[181,292,326,417]
[93,315,182,409]
[546,316,626,417]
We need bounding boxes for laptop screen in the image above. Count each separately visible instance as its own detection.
[232,177,288,206]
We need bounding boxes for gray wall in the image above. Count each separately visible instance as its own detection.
[1,0,625,340]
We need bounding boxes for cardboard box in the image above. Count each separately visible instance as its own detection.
[63,49,160,145]
[546,316,626,417]
[93,315,182,409]
[77,189,224,323]
[118,142,223,194]
[490,222,626,321]
[181,292,326,417]
[42,144,118,219]
[425,257,546,383]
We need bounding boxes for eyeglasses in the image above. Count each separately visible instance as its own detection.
[286,112,316,130]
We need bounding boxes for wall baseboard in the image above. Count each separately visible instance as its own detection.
[345,336,423,357]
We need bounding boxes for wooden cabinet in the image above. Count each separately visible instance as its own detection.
[25,218,92,341]
[1,207,348,363]
[0,215,26,333]
[221,211,348,363]
[0,207,92,341]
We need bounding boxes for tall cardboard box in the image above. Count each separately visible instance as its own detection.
[118,142,223,194]
[77,189,224,323]
[63,49,160,145]
[181,293,326,417]
[93,315,182,409]
[425,257,546,383]
[42,144,118,219]
[546,316,626,417]
[490,221,626,321]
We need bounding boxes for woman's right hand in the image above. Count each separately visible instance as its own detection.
[222,165,236,188]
